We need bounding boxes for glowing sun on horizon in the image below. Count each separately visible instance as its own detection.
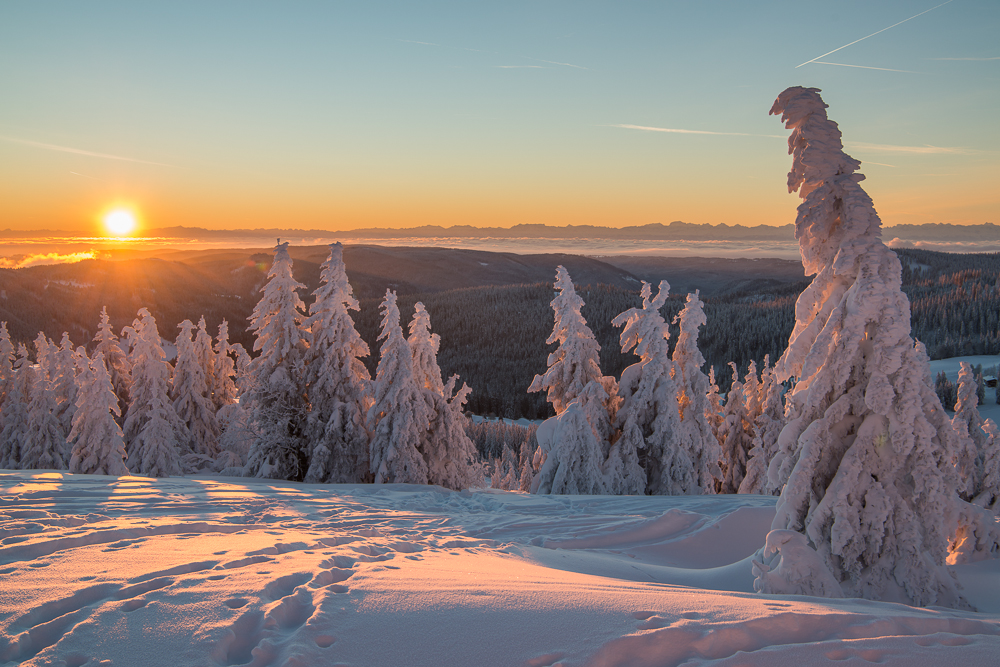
[104,209,137,236]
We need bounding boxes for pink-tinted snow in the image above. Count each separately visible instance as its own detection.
[2,472,999,666]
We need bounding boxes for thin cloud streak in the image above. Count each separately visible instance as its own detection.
[813,61,922,74]
[612,124,784,139]
[929,56,1000,61]
[847,141,976,155]
[533,58,587,70]
[0,135,170,166]
[495,65,544,69]
[796,0,956,68]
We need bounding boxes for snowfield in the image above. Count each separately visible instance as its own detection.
[2,471,999,667]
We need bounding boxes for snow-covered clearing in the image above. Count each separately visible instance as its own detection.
[2,471,999,666]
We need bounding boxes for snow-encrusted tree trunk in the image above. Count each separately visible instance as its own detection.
[92,306,131,422]
[172,319,220,460]
[611,281,683,495]
[408,302,481,490]
[529,266,616,415]
[20,366,68,470]
[670,291,722,493]
[302,242,372,484]
[367,290,430,485]
[0,345,32,469]
[68,352,129,476]
[122,308,189,477]
[243,242,311,481]
[757,86,968,607]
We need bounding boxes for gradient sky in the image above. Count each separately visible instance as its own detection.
[1,1,997,234]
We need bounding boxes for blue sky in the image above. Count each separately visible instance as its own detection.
[0,1,997,233]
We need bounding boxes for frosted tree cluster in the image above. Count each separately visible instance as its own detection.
[529,269,725,497]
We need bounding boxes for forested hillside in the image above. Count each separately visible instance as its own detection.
[0,245,996,419]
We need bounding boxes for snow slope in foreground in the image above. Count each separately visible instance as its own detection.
[2,472,999,667]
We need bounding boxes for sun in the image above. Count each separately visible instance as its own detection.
[104,209,137,236]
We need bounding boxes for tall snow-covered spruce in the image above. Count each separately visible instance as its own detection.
[122,308,185,477]
[408,302,481,490]
[528,266,615,415]
[530,267,618,495]
[753,86,968,607]
[243,242,310,480]
[367,290,430,485]
[303,242,373,484]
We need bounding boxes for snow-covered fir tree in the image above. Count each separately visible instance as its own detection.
[720,365,754,494]
[122,308,189,476]
[68,352,129,476]
[367,290,430,484]
[92,306,131,421]
[670,291,722,493]
[529,266,615,415]
[705,366,724,449]
[952,362,987,500]
[533,380,612,495]
[518,438,535,493]
[211,319,240,410]
[975,419,1000,511]
[193,317,217,402]
[50,333,79,437]
[611,281,681,495]
[243,242,311,480]
[0,322,14,394]
[33,332,54,383]
[756,86,969,607]
[0,345,32,469]
[738,427,768,495]
[408,302,481,490]
[755,356,786,494]
[128,392,183,477]
[302,242,372,484]
[172,319,220,459]
[20,365,67,470]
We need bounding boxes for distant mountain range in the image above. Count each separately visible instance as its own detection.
[4,221,999,242]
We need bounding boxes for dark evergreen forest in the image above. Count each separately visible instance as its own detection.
[1,246,996,420]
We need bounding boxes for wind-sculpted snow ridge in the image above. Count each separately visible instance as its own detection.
[2,471,999,666]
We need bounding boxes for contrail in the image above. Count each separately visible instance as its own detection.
[0,135,170,166]
[813,61,922,74]
[612,124,784,138]
[796,0,956,69]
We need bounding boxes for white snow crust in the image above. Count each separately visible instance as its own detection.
[2,471,998,666]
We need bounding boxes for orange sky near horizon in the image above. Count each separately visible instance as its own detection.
[1,2,997,236]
